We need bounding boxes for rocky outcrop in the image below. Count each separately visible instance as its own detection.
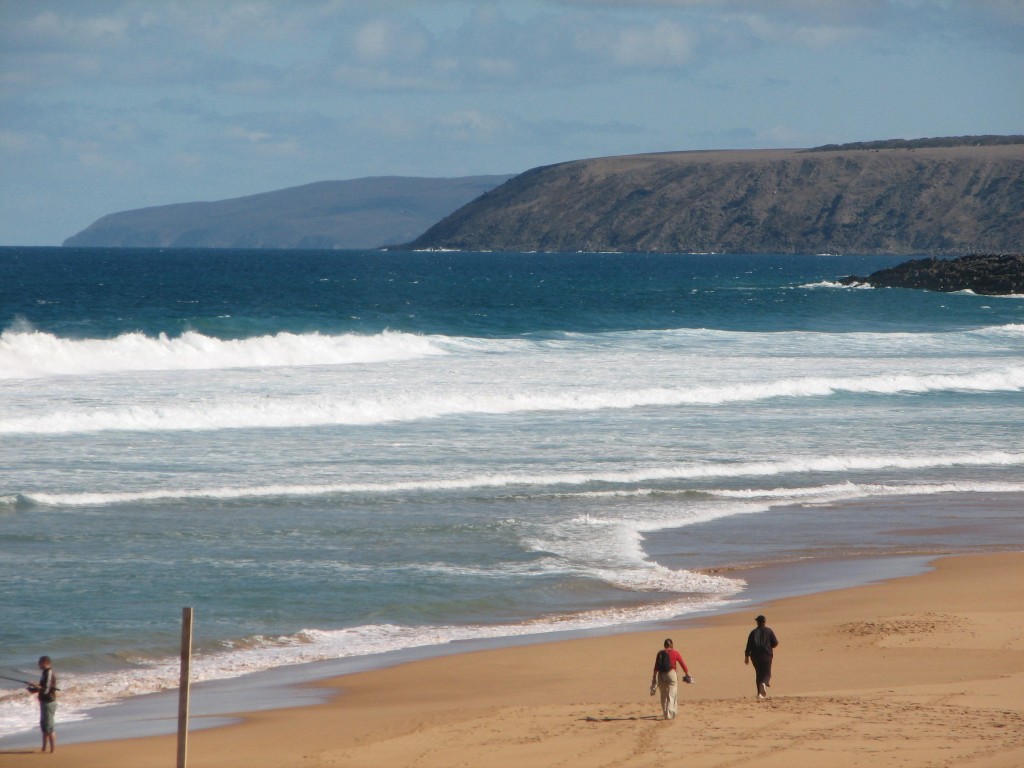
[404,141,1024,256]
[841,253,1024,295]
[806,135,1024,152]
[63,175,513,250]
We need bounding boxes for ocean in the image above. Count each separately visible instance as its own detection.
[1,247,1022,741]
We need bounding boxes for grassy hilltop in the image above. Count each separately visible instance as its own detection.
[407,137,1024,256]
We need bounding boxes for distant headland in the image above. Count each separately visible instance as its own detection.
[63,175,514,250]
[63,135,1024,256]
[404,137,1024,256]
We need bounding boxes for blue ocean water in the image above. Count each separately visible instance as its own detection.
[1,247,1022,737]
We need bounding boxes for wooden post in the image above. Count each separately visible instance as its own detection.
[177,607,194,768]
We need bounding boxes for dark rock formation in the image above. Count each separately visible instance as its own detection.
[405,141,1024,256]
[841,253,1024,295]
[804,135,1024,152]
[63,175,513,250]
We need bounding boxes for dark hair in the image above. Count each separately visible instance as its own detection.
[755,615,766,623]
[663,638,673,648]
[38,656,51,664]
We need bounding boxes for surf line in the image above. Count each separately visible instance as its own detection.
[21,451,1024,507]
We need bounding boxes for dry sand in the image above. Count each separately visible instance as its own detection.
[4,552,1023,767]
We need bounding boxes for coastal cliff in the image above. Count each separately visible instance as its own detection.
[405,141,1024,256]
[63,175,512,250]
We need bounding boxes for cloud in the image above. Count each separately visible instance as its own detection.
[717,11,865,50]
[431,110,509,142]
[352,18,430,62]
[1,0,1022,245]
[580,18,696,67]
[558,0,1024,50]
[17,8,130,46]
[4,1,1021,103]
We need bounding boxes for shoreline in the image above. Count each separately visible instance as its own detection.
[0,549,939,750]
[3,486,1021,752]
[6,549,1024,766]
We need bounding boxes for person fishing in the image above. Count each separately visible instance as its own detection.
[26,656,58,753]
[0,662,58,751]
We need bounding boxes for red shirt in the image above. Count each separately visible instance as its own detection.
[654,648,688,674]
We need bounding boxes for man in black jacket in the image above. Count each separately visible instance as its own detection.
[744,615,779,699]
[28,656,57,753]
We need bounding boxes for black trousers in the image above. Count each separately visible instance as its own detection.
[750,652,773,689]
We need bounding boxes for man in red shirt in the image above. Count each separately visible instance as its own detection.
[650,638,691,720]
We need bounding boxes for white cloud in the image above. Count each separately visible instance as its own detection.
[352,17,431,62]
[431,110,508,142]
[610,19,694,66]
[224,126,274,144]
[20,9,129,43]
[1,0,1022,245]
[722,12,865,49]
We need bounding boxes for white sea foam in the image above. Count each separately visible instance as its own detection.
[4,322,1023,383]
[800,280,863,289]
[526,501,767,594]
[977,322,1024,335]
[706,480,1024,501]
[0,328,448,379]
[540,480,1024,510]
[20,451,1024,507]
[0,590,738,739]
[3,365,1022,435]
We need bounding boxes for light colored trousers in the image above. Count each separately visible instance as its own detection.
[657,669,678,719]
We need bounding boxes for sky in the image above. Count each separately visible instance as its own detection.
[1,1,1022,246]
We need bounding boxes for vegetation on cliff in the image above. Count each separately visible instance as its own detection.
[805,135,1024,152]
[406,141,1024,256]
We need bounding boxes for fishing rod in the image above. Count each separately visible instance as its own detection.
[0,673,61,691]
[0,673,32,686]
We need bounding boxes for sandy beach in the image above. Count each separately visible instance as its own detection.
[4,551,1021,767]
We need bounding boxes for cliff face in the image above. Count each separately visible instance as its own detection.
[406,144,1024,255]
[63,175,513,250]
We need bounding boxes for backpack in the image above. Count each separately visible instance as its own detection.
[655,649,672,673]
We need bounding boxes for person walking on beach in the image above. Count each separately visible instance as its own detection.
[650,638,691,720]
[744,615,779,699]
[27,655,57,752]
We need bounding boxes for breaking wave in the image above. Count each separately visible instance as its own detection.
[3,365,1022,435]
[19,451,1024,507]
[0,328,449,379]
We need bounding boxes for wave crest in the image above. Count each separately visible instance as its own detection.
[3,365,1022,435]
[0,329,447,379]
[20,451,1024,507]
